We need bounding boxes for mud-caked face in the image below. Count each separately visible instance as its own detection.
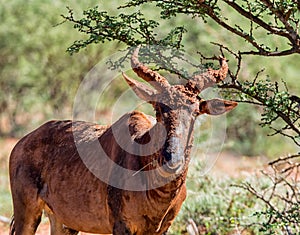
[153,86,238,175]
[153,86,200,174]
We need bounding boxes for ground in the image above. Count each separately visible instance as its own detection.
[0,138,266,234]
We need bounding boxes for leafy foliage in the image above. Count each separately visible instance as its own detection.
[119,0,300,56]
[63,6,186,54]
[64,0,300,149]
[222,77,300,147]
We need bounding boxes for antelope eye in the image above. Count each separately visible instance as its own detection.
[160,103,172,114]
[193,109,200,117]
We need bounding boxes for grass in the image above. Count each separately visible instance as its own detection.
[168,157,300,235]
[168,172,265,235]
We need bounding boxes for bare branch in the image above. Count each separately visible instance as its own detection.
[224,0,297,42]
[260,0,300,45]
[241,47,300,56]
[269,154,300,166]
[200,4,266,53]
[199,1,300,56]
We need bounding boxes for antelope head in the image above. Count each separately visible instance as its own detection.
[122,46,237,176]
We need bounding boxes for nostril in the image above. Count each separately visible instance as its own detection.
[162,148,184,172]
[162,149,172,162]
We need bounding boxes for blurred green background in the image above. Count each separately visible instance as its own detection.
[0,0,299,231]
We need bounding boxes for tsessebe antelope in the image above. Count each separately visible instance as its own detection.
[9,47,237,235]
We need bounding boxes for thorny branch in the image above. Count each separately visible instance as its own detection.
[129,0,300,56]
[224,0,299,43]
[63,1,300,146]
[197,42,300,147]
[269,153,300,166]
[233,154,300,233]
[220,82,300,147]
[200,0,300,56]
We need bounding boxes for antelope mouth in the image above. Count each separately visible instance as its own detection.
[157,157,185,177]
[161,143,185,176]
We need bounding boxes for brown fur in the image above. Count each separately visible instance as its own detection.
[9,112,187,235]
[9,47,237,235]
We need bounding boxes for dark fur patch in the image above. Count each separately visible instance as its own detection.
[113,220,133,235]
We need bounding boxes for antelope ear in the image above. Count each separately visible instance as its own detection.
[122,72,157,103]
[199,98,237,115]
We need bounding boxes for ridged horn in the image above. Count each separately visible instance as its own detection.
[185,57,228,94]
[131,46,170,92]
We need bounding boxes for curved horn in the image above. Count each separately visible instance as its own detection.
[185,57,228,94]
[122,72,157,103]
[131,46,170,92]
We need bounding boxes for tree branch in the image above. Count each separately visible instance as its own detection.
[260,0,300,46]
[270,154,300,166]
[224,0,297,42]
[241,47,300,56]
[200,4,266,53]
[200,1,300,56]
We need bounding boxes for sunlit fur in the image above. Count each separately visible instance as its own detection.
[9,47,237,235]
